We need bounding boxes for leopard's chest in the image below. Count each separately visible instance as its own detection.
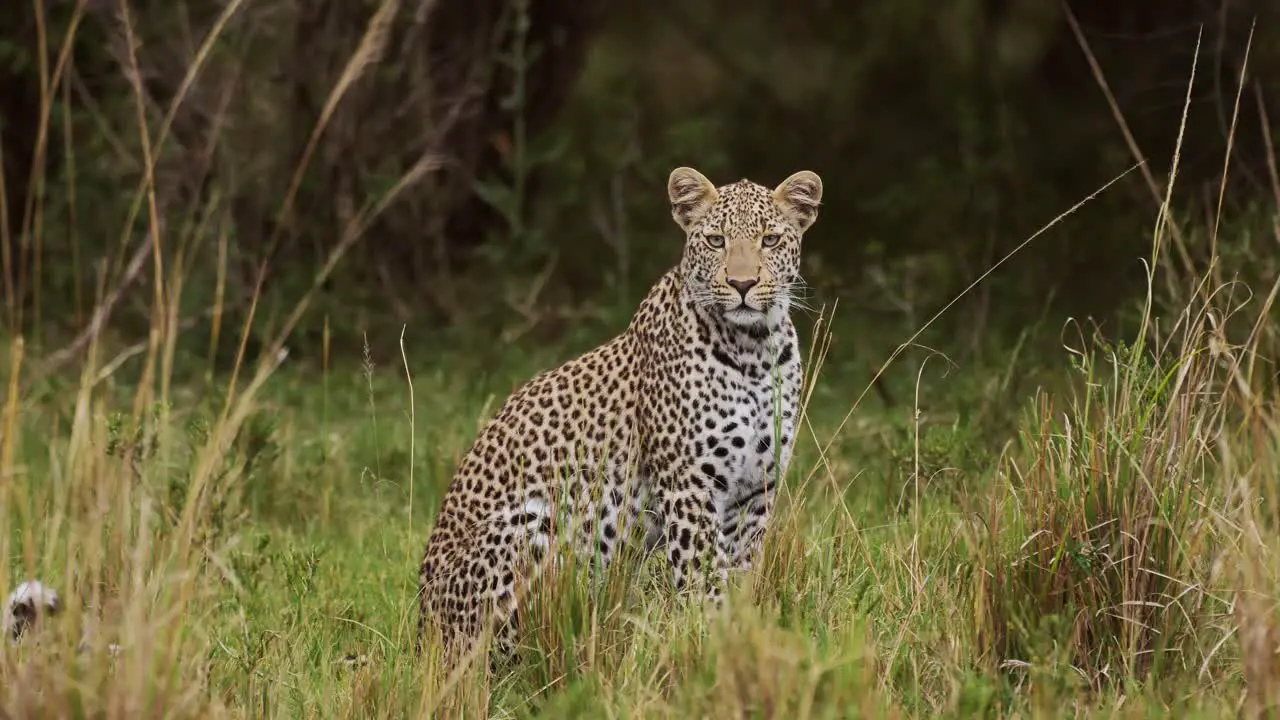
[686,340,801,499]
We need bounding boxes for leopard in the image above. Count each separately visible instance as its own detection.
[416,166,823,668]
[3,578,121,657]
[4,580,61,641]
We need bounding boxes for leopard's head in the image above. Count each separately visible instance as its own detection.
[667,166,822,329]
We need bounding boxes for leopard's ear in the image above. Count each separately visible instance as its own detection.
[772,170,823,232]
[668,167,718,232]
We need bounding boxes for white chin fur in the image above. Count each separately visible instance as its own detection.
[724,307,766,325]
[724,297,789,328]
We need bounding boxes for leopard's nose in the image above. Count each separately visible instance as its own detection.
[727,277,758,298]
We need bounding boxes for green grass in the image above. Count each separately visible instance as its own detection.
[2,256,1277,718]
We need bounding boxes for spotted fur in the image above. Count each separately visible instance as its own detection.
[417,167,823,667]
[4,580,60,641]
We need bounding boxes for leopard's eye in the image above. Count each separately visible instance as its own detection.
[762,233,782,248]
[705,234,726,249]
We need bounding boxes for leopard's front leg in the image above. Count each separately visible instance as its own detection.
[659,465,729,604]
[718,479,776,573]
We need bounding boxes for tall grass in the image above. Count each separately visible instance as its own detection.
[0,0,438,715]
[1,1,1280,718]
[977,312,1232,688]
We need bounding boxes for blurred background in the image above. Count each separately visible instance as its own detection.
[0,0,1277,376]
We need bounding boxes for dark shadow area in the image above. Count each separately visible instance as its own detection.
[0,0,1275,371]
